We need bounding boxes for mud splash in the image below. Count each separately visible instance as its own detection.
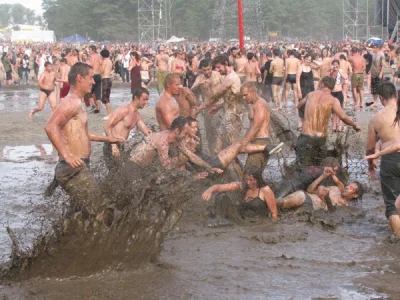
[2,168,194,280]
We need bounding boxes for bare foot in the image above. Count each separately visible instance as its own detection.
[28,111,34,120]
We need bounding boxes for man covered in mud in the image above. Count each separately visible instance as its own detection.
[191,58,223,154]
[206,55,243,154]
[366,81,400,237]
[44,62,124,227]
[29,61,57,120]
[175,86,202,118]
[240,82,283,172]
[277,167,364,212]
[156,73,181,130]
[296,76,361,170]
[103,87,152,171]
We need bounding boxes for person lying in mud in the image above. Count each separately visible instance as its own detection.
[276,167,364,212]
[103,87,152,171]
[201,167,278,220]
[44,62,124,227]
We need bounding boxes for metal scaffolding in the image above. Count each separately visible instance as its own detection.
[343,0,369,40]
[138,0,171,43]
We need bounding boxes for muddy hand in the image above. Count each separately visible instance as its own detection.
[65,154,84,168]
[202,188,214,202]
[194,172,209,181]
[211,168,224,174]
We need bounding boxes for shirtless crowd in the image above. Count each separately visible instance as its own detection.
[5,38,399,237]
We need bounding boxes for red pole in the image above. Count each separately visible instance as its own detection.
[238,0,244,50]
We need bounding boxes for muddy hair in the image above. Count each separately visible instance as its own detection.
[132,87,149,101]
[242,167,265,192]
[353,181,364,201]
[170,116,188,132]
[186,116,198,126]
[212,54,230,67]
[68,62,93,85]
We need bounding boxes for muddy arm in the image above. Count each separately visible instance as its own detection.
[202,182,241,202]
[178,143,215,173]
[332,99,360,130]
[306,171,331,194]
[262,186,278,220]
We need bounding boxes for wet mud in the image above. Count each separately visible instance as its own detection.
[0,87,399,299]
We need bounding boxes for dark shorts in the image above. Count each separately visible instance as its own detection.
[91,74,102,100]
[142,79,151,85]
[40,88,54,97]
[303,191,314,207]
[101,78,112,104]
[199,153,224,169]
[295,134,327,171]
[331,91,344,107]
[6,70,12,81]
[55,158,111,216]
[272,77,284,85]
[371,76,382,95]
[286,74,296,84]
[244,137,271,171]
[380,152,400,219]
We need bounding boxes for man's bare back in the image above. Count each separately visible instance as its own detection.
[248,97,270,139]
[175,87,200,117]
[235,56,247,77]
[101,58,112,79]
[285,56,300,75]
[271,57,284,77]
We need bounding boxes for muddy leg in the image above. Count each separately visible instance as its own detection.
[277,191,306,208]
[29,91,47,120]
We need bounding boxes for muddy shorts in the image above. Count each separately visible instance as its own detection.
[240,76,246,84]
[217,110,243,146]
[295,134,327,171]
[244,137,271,171]
[103,143,127,172]
[101,78,112,104]
[198,153,224,170]
[91,74,102,100]
[371,76,382,95]
[55,158,111,216]
[157,71,168,94]
[351,73,364,90]
[271,76,284,85]
[380,152,400,219]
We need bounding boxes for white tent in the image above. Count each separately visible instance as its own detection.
[11,30,56,42]
[166,36,186,43]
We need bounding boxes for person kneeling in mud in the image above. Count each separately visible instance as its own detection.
[277,167,363,212]
[201,167,278,221]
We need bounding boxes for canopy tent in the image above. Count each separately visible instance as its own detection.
[62,34,89,43]
[11,30,55,42]
[166,36,185,43]
[367,37,383,45]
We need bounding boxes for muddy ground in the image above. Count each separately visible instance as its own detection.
[0,83,399,299]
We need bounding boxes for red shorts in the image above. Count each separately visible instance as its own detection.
[60,82,70,98]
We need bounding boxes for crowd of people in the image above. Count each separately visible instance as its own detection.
[1,38,399,238]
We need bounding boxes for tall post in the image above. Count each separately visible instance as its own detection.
[238,0,244,50]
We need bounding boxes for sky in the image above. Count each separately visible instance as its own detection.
[3,0,43,15]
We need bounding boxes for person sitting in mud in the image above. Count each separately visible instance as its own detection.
[103,87,152,171]
[296,76,361,171]
[277,167,364,212]
[201,167,278,220]
[44,62,124,227]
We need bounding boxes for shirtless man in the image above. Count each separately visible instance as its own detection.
[172,51,186,85]
[154,45,169,94]
[283,50,300,107]
[89,45,102,112]
[240,82,282,172]
[175,87,201,117]
[234,49,247,83]
[58,58,71,101]
[29,62,57,120]
[191,58,223,154]
[65,48,77,67]
[369,44,385,107]
[339,54,352,108]
[366,81,400,237]
[207,55,244,153]
[277,167,363,212]
[348,47,366,109]
[44,62,124,226]
[270,49,284,110]
[100,49,113,119]
[103,87,152,171]
[320,48,332,78]
[241,52,261,84]
[156,73,181,130]
[296,76,360,170]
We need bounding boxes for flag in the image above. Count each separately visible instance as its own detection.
[268,32,278,38]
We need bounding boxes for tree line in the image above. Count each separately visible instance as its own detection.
[0,4,43,29]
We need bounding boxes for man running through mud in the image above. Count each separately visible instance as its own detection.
[156,73,181,130]
[277,167,363,212]
[44,62,124,227]
[88,45,102,113]
[100,49,113,119]
[283,50,300,107]
[103,87,152,171]
[366,81,400,237]
[296,76,361,170]
[191,58,223,154]
[29,62,57,120]
[58,58,71,101]
[240,82,283,173]
[270,49,284,110]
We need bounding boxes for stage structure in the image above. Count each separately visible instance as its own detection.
[138,0,172,43]
[343,0,369,41]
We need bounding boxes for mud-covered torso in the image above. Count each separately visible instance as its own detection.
[223,71,243,115]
